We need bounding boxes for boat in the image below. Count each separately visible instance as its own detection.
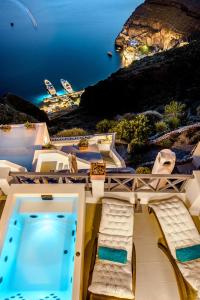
[44,79,57,96]
[60,79,73,94]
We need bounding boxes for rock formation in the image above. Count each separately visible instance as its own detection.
[116,0,200,50]
[80,41,200,116]
[0,93,49,124]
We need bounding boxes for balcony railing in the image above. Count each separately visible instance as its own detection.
[105,174,193,193]
[9,172,193,193]
[10,172,91,190]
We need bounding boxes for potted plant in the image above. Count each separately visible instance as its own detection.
[0,124,11,132]
[42,143,56,150]
[24,121,36,130]
[0,190,6,201]
[98,136,111,144]
[90,162,106,180]
[78,138,89,151]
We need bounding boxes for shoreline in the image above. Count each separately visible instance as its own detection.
[115,0,200,66]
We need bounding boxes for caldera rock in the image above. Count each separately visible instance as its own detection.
[116,0,200,50]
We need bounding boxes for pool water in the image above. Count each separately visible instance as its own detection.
[0,212,77,300]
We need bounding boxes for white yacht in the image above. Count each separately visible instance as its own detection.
[60,79,74,94]
[44,79,57,96]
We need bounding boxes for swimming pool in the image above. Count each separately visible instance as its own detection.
[0,195,80,300]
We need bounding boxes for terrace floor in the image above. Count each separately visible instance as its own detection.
[133,206,179,300]
[84,203,180,300]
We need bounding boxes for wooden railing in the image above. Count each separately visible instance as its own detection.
[9,172,91,190]
[105,174,193,193]
[9,172,193,193]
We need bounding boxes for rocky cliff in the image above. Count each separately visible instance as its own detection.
[80,40,200,116]
[0,93,49,124]
[116,0,200,50]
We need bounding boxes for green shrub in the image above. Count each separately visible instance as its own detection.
[155,121,168,133]
[24,121,36,129]
[129,140,146,153]
[78,138,89,148]
[99,115,151,147]
[159,139,173,148]
[111,119,130,141]
[166,116,180,130]
[164,101,186,118]
[136,167,151,174]
[139,45,150,55]
[43,143,56,150]
[56,128,87,137]
[96,119,117,133]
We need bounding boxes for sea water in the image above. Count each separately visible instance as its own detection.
[0,0,142,104]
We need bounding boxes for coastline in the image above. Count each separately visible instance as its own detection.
[115,0,200,66]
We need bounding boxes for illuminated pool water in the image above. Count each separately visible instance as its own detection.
[0,210,77,300]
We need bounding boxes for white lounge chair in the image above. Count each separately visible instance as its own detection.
[148,197,200,300]
[88,198,135,300]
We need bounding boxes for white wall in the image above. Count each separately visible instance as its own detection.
[0,160,27,172]
[51,133,126,169]
[0,168,10,195]
[52,133,114,147]
[185,171,200,215]
[109,148,126,168]
[97,143,111,152]
[193,142,200,169]
[42,123,51,145]
[0,184,86,300]
[34,150,90,172]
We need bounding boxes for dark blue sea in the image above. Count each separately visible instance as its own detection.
[0,0,142,105]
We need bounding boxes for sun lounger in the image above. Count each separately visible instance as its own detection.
[88,198,135,300]
[148,197,200,300]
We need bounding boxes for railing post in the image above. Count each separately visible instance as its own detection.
[90,175,105,199]
[185,171,200,215]
[0,168,11,195]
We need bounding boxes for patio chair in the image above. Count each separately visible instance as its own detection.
[148,196,200,300]
[88,198,135,300]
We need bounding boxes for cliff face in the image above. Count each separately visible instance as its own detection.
[80,41,200,116]
[116,0,200,50]
[0,93,49,124]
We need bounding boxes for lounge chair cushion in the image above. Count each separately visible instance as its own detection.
[88,260,134,299]
[177,259,200,297]
[99,199,134,236]
[98,233,133,262]
[149,197,200,297]
[98,247,128,264]
[148,197,200,259]
[176,244,200,262]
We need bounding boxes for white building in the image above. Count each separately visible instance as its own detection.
[0,122,200,300]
